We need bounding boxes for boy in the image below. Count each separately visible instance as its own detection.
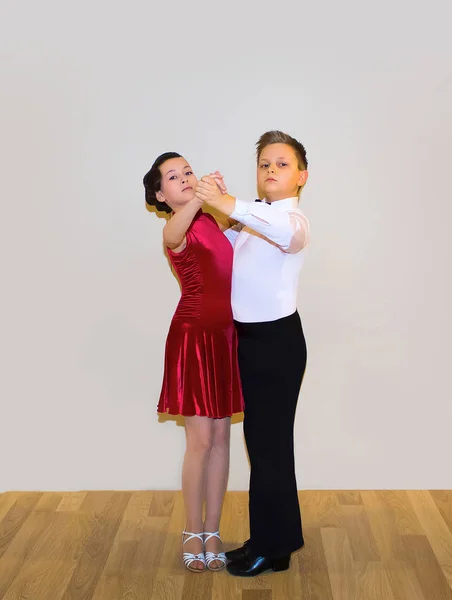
[195,130,310,576]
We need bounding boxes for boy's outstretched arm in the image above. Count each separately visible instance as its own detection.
[195,176,309,253]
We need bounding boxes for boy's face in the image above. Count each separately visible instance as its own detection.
[257,143,307,201]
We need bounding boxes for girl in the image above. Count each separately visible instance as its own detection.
[143,152,244,573]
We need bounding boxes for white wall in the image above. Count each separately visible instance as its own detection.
[1,0,451,491]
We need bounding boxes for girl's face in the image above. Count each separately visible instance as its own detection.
[157,157,198,211]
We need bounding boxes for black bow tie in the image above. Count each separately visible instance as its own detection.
[255,199,271,205]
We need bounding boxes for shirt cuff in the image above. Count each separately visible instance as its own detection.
[230,199,250,220]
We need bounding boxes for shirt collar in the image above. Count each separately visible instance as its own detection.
[265,196,299,210]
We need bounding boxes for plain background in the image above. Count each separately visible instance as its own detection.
[1,0,451,492]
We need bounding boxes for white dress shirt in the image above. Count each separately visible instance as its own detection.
[225,197,310,323]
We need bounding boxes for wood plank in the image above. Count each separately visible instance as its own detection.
[408,489,452,587]
[121,516,171,597]
[272,564,303,600]
[361,491,409,561]
[297,527,334,600]
[0,494,21,525]
[151,567,185,600]
[181,567,214,600]
[34,494,63,512]
[56,492,88,512]
[321,527,358,600]
[402,534,452,600]
[212,492,249,600]
[0,495,61,598]
[385,559,427,600]
[299,491,343,529]
[61,491,131,600]
[2,511,92,600]
[340,504,380,561]
[0,493,42,559]
[430,490,452,536]
[355,562,396,600]
[242,590,272,600]
[378,490,423,536]
[149,491,176,517]
[160,492,186,573]
[337,491,363,505]
[221,491,249,551]
[91,489,154,596]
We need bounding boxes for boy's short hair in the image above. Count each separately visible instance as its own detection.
[256,130,308,170]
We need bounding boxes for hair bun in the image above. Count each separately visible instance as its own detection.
[144,186,173,213]
[143,151,182,214]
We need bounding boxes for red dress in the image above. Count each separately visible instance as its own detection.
[157,211,244,418]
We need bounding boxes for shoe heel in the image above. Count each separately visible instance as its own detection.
[272,555,290,572]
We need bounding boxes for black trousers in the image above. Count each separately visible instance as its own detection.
[234,311,307,558]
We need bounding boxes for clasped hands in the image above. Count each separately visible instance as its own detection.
[195,171,229,205]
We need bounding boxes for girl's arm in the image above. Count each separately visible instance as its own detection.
[204,172,242,246]
[162,197,203,253]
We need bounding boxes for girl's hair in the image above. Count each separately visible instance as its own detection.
[256,130,308,170]
[143,152,182,213]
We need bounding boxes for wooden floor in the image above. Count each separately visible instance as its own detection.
[0,491,451,599]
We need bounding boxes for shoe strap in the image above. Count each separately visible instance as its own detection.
[183,552,206,567]
[205,551,226,567]
[203,531,221,543]
[182,530,204,544]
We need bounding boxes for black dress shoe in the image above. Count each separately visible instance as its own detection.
[226,552,290,577]
[225,540,252,562]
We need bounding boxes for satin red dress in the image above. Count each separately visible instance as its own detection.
[157,211,244,418]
